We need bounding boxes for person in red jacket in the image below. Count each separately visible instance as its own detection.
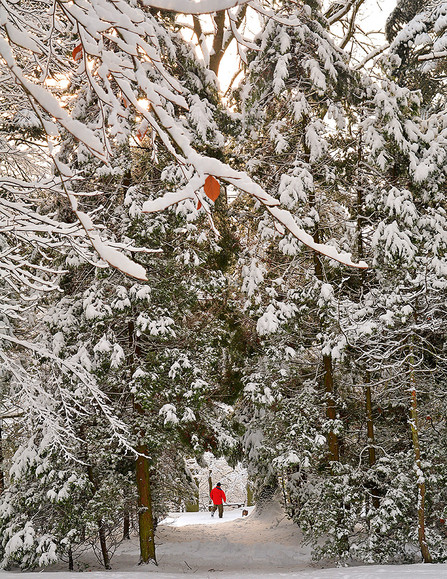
[210,482,226,518]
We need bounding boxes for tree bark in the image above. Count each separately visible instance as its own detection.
[364,374,380,509]
[365,381,376,468]
[208,469,213,511]
[97,519,111,570]
[128,320,157,564]
[81,427,112,570]
[315,222,339,464]
[135,444,157,565]
[246,483,254,507]
[355,137,379,507]
[409,339,432,563]
[209,11,226,77]
[324,354,340,463]
[192,8,246,82]
[303,111,341,465]
[186,477,199,512]
[365,378,376,462]
[123,511,131,540]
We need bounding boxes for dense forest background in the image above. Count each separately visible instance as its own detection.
[1,0,447,570]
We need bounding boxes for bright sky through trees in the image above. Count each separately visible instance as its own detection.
[214,0,398,91]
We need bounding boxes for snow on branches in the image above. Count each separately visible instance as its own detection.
[147,0,250,13]
[0,0,367,271]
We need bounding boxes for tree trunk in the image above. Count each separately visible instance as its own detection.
[209,11,226,76]
[193,7,246,82]
[186,478,199,512]
[123,511,131,540]
[128,321,157,564]
[304,112,342,462]
[135,444,157,565]
[409,340,432,563]
[324,354,340,463]
[310,181,340,466]
[68,547,74,572]
[355,141,379,507]
[365,374,380,509]
[98,519,111,570]
[81,427,112,570]
[365,378,376,467]
[208,469,213,511]
[246,483,254,507]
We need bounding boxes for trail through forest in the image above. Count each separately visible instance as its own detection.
[2,503,447,578]
[154,503,310,574]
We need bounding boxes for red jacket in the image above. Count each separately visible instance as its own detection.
[210,486,226,505]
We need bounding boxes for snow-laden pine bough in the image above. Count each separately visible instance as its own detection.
[0,0,367,282]
[0,333,133,461]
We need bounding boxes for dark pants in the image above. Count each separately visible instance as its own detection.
[212,503,223,518]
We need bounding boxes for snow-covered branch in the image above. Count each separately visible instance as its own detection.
[418,50,447,61]
[142,153,367,269]
[143,0,249,14]
[0,332,132,458]
[0,0,368,281]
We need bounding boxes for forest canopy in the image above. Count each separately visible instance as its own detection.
[1,0,447,570]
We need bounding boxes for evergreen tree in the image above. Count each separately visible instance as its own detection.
[229,0,447,565]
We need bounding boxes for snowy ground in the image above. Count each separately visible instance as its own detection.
[2,504,447,578]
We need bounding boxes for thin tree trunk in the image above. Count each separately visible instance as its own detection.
[246,483,254,507]
[209,11,226,76]
[409,341,432,563]
[304,111,341,465]
[193,7,246,82]
[316,246,339,463]
[135,444,157,565]
[355,137,379,507]
[186,478,199,512]
[123,511,131,540]
[208,469,213,511]
[356,141,365,261]
[87,469,111,569]
[365,377,376,467]
[310,177,340,465]
[324,354,340,463]
[365,373,380,509]
[97,519,111,570]
[128,320,157,564]
[81,427,112,570]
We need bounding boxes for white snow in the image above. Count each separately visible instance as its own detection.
[186,454,249,509]
[144,0,248,14]
[74,210,148,281]
[2,504,447,578]
[2,565,447,578]
[159,403,179,425]
[0,39,106,159]
[160,506,254,527]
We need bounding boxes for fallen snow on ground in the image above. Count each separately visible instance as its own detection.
[3,563,447,578]
[2,503,447,578]
[160,505,255,526]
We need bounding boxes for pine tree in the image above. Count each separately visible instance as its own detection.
[230,0,447,565]
[230,0,361,490]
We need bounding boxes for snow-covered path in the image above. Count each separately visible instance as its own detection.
[153,504,310,574]
[2,505,447,578]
